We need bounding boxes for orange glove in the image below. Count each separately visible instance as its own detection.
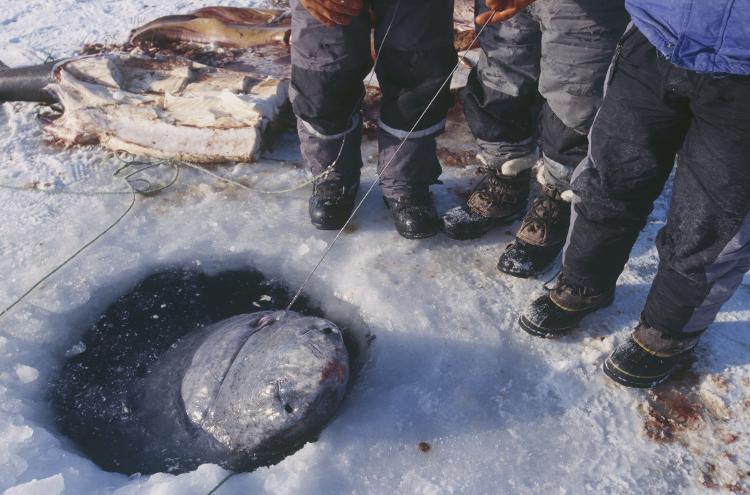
[475,0,537,25]
[300,0,365,27]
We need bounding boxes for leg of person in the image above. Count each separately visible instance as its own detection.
[373,0,457,239]
[442,3,542,240]
[290,0,370,229]
[605,70,750,387]
[519,28,690,337]
[498,0,629,277]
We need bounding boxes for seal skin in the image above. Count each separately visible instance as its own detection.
[51,268,350,475]
[128,7,291,48]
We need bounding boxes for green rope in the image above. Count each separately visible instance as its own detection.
[0,157,180,320]
[0,182,131,196]
[0,153,178,197]
[182,161,332,195]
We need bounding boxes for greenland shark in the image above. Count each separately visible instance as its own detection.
[132,310,349,473]
[52,268,350,474]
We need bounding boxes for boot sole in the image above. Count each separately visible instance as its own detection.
[383,197,439,240]
[442,212,524,241]
[498,257,556,279]
[497,243,564,279]
[518,314,577,338]
[311,220,348,230]
[397,228,439,240]
[602,357,667,389]
[518,294,615,339]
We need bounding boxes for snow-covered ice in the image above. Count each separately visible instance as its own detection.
[1,1,750,494]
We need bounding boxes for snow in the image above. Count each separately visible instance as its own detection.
[4,474,64,495]
[14,365,38,384]
[1,1,750,494]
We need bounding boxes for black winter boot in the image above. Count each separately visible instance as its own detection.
[519,274,615,338]
[384,192,439,239]
[309,180,359,230]
[498,185,571,278]
[442,167,531,240]
[603,322,699,388]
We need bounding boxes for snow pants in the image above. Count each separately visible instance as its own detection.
[563,27,750,338]
[460,0,628,189]
[289,0,456,197]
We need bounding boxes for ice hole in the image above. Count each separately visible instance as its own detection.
[49,267,367,475]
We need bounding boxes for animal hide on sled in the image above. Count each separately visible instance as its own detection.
[43,7,292,163]
[44,51,290,163]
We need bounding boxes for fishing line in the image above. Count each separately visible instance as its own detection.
[285,9,497,313]
[202,3,406,494]
[205,473,235,495]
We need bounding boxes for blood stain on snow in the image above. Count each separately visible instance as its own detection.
[641,389,703,442]
[437,148,475,168]
[722,433,740,445]
[639,365,750,493]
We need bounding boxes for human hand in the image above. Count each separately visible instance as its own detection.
[475,0,537,25]
[300,0,364,26]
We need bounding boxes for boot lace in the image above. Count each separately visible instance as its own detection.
[472,167,519,205]
[547,273,601,298]
[523,187,563,238]
[315,181,349,202]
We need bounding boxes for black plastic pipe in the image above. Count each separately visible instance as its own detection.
[0,63,57,103]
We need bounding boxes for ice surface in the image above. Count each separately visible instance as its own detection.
[3,474,64,495]
[1,0,750,494]
[14,365,38,384]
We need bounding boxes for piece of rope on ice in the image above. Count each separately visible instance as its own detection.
[0,155,180,320]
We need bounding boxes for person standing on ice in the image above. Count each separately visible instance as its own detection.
[519,1,750,388]
[290,0,456,239]
[442,0,628,278]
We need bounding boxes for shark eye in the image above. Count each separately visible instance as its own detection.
[284,404,294,414]
[321,327,334,335]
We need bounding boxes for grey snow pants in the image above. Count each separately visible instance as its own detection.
[290,0,457,197]
[563,28,750,338]
[460,0,628,189]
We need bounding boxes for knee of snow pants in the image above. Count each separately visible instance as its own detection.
[642,68,750,336]
[370,0,455,197]
[373,0,457,134]
[461,0,628,175]
[373,43,455,198]
[289,0,370,136]
[289,0,371,179]
[562,29,686,291]
[563,27,750,337]
[460,6,542,163]
[533,0,628,134]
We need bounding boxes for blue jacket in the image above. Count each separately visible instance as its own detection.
[625,0,750,76]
